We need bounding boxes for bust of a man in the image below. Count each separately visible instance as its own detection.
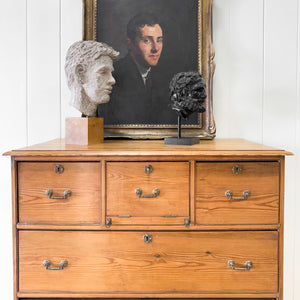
[169,71,206,119]
[65,40,119,117]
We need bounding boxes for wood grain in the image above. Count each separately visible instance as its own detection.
[19,298,279,300]
[106,162,189,225]
[19,231,278,294]
[195,162,279,225]
[18,162,101,225]
[3,138,293,157]
[5,138,289,299]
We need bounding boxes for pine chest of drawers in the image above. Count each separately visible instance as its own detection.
[5,139,291,300]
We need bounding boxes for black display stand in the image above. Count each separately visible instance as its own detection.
[164,116,200,145]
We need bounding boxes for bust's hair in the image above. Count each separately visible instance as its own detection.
[127,12,162,41]
[65,40,119,89]
[169,71,206,118]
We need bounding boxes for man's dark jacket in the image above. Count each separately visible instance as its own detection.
[97,54,176,125]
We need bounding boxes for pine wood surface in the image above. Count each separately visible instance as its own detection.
[19,231,278,294]
[5,139,289,299]
[3,138,292,157]
[106,162,189,225]
[18,162,101,225]
[16,223,280,231]
[17,294,280,299]
[278,159,285,300]
[19,298,278,300]
[195,162,279,225]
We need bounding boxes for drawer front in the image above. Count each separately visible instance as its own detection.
[18,162,101,225]
[19,231,278,294]
[195,162,279,225]
[106,162,189,225]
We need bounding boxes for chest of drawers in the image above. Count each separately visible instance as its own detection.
[4,139,291,300]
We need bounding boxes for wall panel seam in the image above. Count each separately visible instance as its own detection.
[262,0,266,144]
[262,0,265,145]
[59,0,62,139]
[26,0,29,146]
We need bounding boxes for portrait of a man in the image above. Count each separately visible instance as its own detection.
[96,0,199,126]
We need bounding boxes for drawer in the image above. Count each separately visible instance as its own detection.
[195,162,279,225]
[19,230,278,294]
[106,162,189,225]
[18,162,101,225]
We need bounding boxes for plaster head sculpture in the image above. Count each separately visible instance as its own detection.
[65,40,119,117]
[169,71,206,119]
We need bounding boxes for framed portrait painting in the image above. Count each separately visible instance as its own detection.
[83,0,215,139]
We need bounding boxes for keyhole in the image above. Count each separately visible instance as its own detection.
[54,164,64,174]
[232,165,242,174]
[143,233,152,243]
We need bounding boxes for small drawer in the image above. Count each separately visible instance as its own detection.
[19,230,278,294]
[106,162,190,226]
[18,162,101,225]
[195,162,279,225]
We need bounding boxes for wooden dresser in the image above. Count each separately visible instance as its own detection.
[4,139,291,300]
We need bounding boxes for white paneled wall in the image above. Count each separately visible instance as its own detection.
[0,0,299,299]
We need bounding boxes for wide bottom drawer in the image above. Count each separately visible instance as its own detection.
[19,231,278,295]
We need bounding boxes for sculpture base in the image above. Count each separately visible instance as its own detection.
[164,137,200,145]
[65,117,104,145]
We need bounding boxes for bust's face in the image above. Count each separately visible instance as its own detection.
[82,55,115,104]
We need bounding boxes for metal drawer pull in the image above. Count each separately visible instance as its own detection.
[225,190,251,200]
[228,260,253,271]
[143,233,152,243]
[43,259,68,270]
[135,188,160,198]
[45,189,72,199]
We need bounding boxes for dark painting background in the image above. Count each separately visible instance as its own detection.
[97,0,199,125]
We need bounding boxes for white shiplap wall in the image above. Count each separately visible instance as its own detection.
[0,0,299,299]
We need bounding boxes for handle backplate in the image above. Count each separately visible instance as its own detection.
[43,259,68,270]
[45,189,72,200]
[225,190,251,200]
[228,260,253,271]
[135,188,160,198]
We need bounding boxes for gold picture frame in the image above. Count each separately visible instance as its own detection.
[83,0,215,139]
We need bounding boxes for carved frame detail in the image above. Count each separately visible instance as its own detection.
[82,0,216,139]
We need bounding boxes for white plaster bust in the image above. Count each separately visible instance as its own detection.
[65,41,119,117]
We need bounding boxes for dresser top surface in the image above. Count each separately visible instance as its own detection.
[4,138,292,157]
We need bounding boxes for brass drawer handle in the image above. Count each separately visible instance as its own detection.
[228,260,253,271]
[143,233,152,243]
[45,189,72,200]
[225,190,251,200]
[135,188,160,198]
[43,259,68,270]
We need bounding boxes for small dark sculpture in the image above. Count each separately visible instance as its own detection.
[170,71,206,118]
[165,71,207,145]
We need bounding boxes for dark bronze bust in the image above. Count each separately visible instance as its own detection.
[165,71,206,145]
[169,71,206,118]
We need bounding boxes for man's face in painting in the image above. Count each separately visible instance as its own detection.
[128,24,163,68]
